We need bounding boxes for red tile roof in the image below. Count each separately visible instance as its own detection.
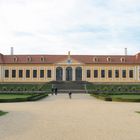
[0,53,140,64]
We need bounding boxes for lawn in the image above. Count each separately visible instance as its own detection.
[0,93,48,103]
[110,95,140,99]
[91,94,140,102]
[0,94,32,99]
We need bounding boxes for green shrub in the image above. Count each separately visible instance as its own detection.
[131,87,136,92]
[23,88,27,91]
[103,87,108,92]
[2,87,7,91]
[31,87,35,91]
[104,97,112,101]
[10,88,14,91]
[117,87,122,92]
[0,110,8,116]
[17,87,21,91]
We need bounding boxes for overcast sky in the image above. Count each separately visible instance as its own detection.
[0,0,140,55]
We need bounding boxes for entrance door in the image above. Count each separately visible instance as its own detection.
[75,67,82,81]
[66,67,72,81]
[56,67,63,81]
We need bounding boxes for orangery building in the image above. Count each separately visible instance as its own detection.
[0,51,140,83]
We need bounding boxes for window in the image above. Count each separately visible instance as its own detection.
[94,70,98,78]
[12,70,16,78]
[101,70,105,78]
[87,70,91,78]
[40,70,44,78]
[5,70,9,78]
[108,70,112,78]
[122,70,126,78]
[19,70,23,78]
[115,70,119,78]
[129,70,133,78]
[33,70,37,78]
[26,70,30,78]
[47,70,51,78]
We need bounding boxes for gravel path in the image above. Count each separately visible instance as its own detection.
[0,94,140,140]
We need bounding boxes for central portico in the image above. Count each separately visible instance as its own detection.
[55,51,84,81]
[55,66,83,81]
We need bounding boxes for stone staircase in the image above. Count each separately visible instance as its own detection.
[51,81,87,93]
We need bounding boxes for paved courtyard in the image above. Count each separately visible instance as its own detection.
[0,94,140,140]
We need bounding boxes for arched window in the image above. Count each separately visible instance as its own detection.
[56,67,63,81]
[75,67,82,81]
[66,67,72,81]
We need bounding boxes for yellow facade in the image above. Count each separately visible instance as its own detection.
[0,62,140,83]
[0,51,140,83]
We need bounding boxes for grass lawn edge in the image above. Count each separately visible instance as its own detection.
[90,94,140,102]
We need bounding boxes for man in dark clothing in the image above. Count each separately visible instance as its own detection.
[51,88,54,95]
[69,91,72,99]
[55,87,58,95]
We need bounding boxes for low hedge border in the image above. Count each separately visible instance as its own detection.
[0,94,48,103]
[136,111,140,114]
[0,110,8,116]
[91,94,140,102]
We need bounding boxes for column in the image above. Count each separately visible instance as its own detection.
[53,66,56,81]
[72,67,75,81]
[82,66,85,81]
[63,67,66,81]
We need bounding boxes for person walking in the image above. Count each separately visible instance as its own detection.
[51,87,54,95]
[69,91,72,99]
[55,87,58,95]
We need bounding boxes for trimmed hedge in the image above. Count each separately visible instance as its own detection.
[0,110,8,116]
[0,84,52,92]
[91,94,140,102]
[87,84,140,94]
[0,94,48,103]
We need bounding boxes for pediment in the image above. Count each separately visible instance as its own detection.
[56,58,84,65]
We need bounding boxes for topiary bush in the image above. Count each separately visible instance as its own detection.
[104,97,112,101]
[131,87,136,92]
[2,87,7,91]
[17,87,21,91]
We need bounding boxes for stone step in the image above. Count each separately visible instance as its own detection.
[56,90,87,93]
[52,81,86,90]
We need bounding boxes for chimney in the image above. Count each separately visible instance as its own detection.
[11,47,14,55]
[68,51,71,60]
[125,48,127,56]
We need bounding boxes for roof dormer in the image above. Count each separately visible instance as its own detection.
[40,56,46,62]
[107,57,111,62]
[93,57,99,62]
[27,56,32,62]
[120,57,126,62]
[13,57,18,62]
